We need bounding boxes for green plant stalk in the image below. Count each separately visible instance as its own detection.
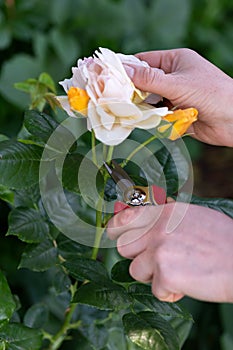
[122,134,158,167]
[91,130,98,165]
[91,197,105,260]
[47,303,79,350]
[106,145,114,163]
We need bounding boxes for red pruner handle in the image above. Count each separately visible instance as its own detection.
[152,184,166,205]
[114,185,166,215]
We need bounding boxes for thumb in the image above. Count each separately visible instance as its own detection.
[124,64,171,98]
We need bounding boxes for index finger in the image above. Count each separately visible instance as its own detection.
[135,49,178,73]
[107,204,164,241]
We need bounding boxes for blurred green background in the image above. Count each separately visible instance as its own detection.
[0,0,233,349]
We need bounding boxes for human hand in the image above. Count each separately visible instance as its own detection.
[124,49,233,147]
[107,202,233,303]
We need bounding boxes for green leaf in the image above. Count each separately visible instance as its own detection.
[221,333,233,350]
[0,323,42,350]
[87,323,108,350]
[62,154,104,201]
[7,208,50,243]
[19,240,58,272]
[141,143,189,195]
[0,135,9,142]
[128,284,192,321]
[0,272,16,328]
[0,140,43,189]
[23,109,59,143]
[14,185,40,208]
[62,154,83,194]
[111,259,135,283]
[38,72,56,93]
[57,234,91,260]
[0,53,42,108]
[123,311,180,350]
[23,303,49,329]
[63,257,111,285]
[73,282,132,311]
[14,81,35,94]
[169,317,193,348]
[191,195,233,219]
[0,26,11,50]
[0,185,14,205]
[50,28,80,65]
[48,267,71,294]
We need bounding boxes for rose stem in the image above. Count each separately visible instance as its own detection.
[91,130,97,165]
[122,135,157,167]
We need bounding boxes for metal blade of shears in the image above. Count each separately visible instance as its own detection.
[103,160,135,194]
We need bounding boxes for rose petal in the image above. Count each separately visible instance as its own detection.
[55,96,77,117]
[71,67,86,89]
[107,101,142,119]
[94,123,133,146]
[96,105,115,131]
[97,48,129,81]
[59,78,72,93]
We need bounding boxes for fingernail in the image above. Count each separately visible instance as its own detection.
[124,65,135,79]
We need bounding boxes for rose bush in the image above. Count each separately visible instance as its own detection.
[57,47,171,145]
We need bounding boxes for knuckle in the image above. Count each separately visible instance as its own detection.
[141,67,160,87]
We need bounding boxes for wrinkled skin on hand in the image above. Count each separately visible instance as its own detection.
[107,202,233,303]
[124,48,233,147]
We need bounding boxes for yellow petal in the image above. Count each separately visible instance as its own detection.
[67,87,90,114]
[163,108,198,140]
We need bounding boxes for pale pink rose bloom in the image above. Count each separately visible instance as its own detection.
[57,48,170,146]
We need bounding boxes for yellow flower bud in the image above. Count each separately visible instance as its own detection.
[160,108,198,140]
[67,87,90,114]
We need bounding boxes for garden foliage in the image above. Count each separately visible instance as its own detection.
[0,0,233,349]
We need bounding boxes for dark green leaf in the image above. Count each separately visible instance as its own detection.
[73,282,132,311]
[191,195,233,219]
[23,303,49,329]
[48,267,71,294]
[62,154,83,194]
[111,259,134,283]
[23,110,59,143]
[0,323,42,350]
[128,284,192,321]
[19,240,58,272]
[169,317,193,348]
[103,327,129,350]
[0,140,42,189]
[7,208,49,243]
[87,323,108,350]
[63,257,111,285]
[141,143,190,195]
[63,154,104,201]
[57,234,91,259]
[0,272,16,328]
[123,311,180,350]
[14,185,40,208]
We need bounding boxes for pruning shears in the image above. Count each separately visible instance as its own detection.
[104,160,166,213]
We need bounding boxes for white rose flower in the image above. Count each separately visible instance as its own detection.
[56,47,171,146]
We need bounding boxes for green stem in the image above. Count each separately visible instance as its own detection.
[91,197,105,260]
[91,130,97,165]
[106,145,114,162]
[122,134,157,167]
[47,303,78,350]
